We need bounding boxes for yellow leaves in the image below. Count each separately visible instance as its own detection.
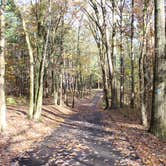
[64,53,73,59]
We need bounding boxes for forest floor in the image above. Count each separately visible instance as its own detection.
[0,91,166,166]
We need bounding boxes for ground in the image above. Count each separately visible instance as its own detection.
[0,91,166,166]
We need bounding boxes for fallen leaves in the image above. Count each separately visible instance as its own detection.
[105,108,166,166]
[0,93,166,166]
[0,104,75,165]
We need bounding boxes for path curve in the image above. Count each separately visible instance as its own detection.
[11,92,143,166]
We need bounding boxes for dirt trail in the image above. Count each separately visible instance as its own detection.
[11,92,143,166]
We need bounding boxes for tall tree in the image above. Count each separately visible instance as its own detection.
[110,0,118,108]
[130,0,135,108]
[139,0,149,128]
[0,0,7,131]
[21,12,34,119]
[59,13,64,106]
[150,0,166,139]
[33,0,52,120]
[119,0,125,107]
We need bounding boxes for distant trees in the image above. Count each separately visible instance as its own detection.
[85,0,119,109]
[0,0,7,131]
[85,0,138,109]
[85,0,109,109]
[83,0,166,139]
[150,0,166,139]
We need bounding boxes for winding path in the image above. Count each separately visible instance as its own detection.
[11,92,143,166]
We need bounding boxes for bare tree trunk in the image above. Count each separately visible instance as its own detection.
[150,0,166,139]
[52,71,58,105]
[34,0,51,120]
[101,64,109,109]
[130,0,135,108]
[102,0,113,88]
[54,89,58,105]
[120,0,125,108]
[110,0,118,108]
[21,16,34,119]
[58,13,64,106]
[14,0,35,119]
[34,31,50,120]
[59,72,63,106]
[76,18,84,99]
[139,0,149,128]
[0,0,7,131]
[72,76,76,108]
[98,79,100,89]
[101,0,116,108]
[65,75,69,106]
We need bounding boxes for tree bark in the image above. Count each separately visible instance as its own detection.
[101,64,109,109]
[21,16,34,119]
[120,0,125,108]
[110,0,118,108]
[130,0,135,108]
[59,72,63,106]
[58,12,64,106]
[150,0,166,139]
[34,0,51,120]
[139,0,149,128]
[52,71,58,105]
[72,76,76,108]
[0,0,7,131]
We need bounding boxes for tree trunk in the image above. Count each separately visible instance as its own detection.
[72,76,76,108]
[98,79,100,89]
[59,72,63,106]
[110,0,118,109]
[130,0,135,108]
[101,63,109,109]
[120,0,125,108]
[0,0,7,131]
[65,77,69,106]
[34,2,51,120]
[21,17,34,119]
[150,0,166,139]
[53,71,58,105]
[139,0,148,128]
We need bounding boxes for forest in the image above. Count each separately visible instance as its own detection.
[0,0,166,165]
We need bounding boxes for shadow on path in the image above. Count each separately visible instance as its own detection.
[11,92,143,166]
